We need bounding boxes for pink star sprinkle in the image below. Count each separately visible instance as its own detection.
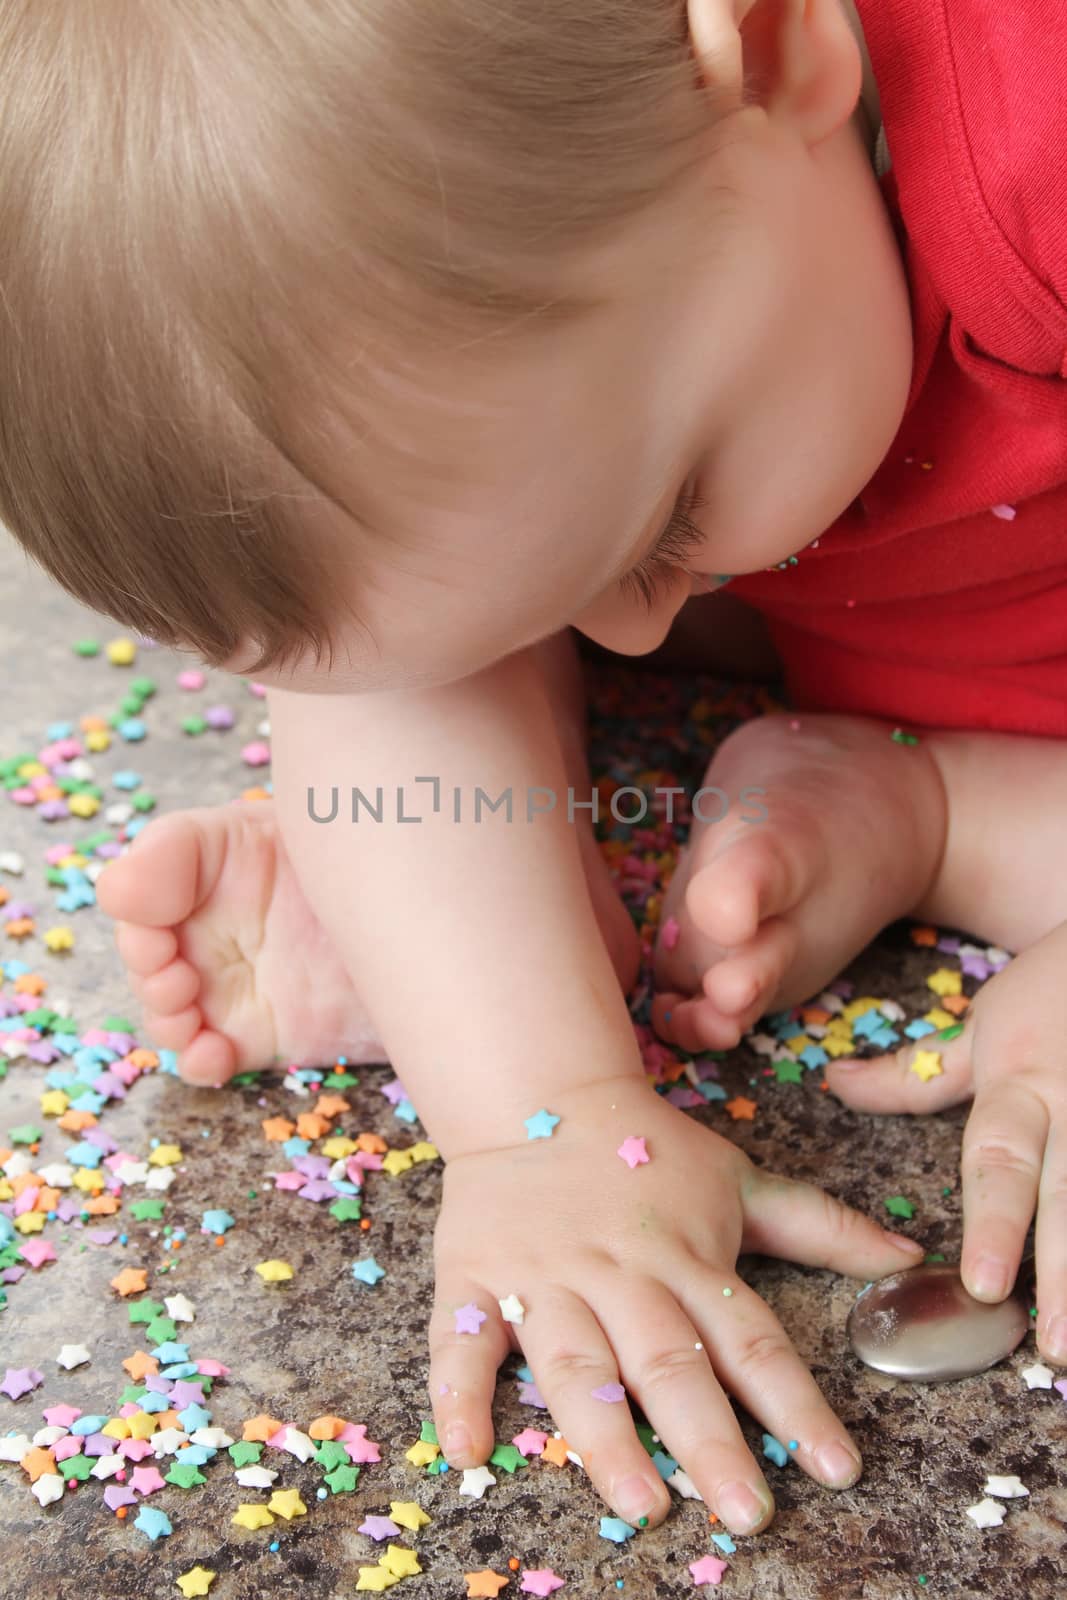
[661,916,680,951]
[689,1554,729,1586]
[454,1302,488,1335]
[512,1428,548,1457]
[617,1136,649,1169]
[18,1239,57,1269]
[591,1382,626,1404]
[520,1571,565,1596]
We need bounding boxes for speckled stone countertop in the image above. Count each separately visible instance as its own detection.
[0,540,1064,1600]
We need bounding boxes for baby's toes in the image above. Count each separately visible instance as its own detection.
[176,1028,238,1087]
[137,957,201,1015]
[141,1004,202,1054]
[702,916,799,1020]
[686,829,802,951]
[114,921,178,980]
[650,991,748,1053]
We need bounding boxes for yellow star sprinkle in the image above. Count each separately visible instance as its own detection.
[321,1136,359,1159]
[176,1568,217,1597]
[822,1035,858,1057]
[923,1006,956,1030]
[39,1090,69,1116]
[255,1259,294,1283]
[404,1440,439,1466]
[408,1141,440,1164]
[267,1488,307,1520]
[389,1500,431,1531]
[148,1143,182,1167]
[381,1149,415,1177]
[909,1049,944,1083]
[231,1504,275,1530]
[926,968,962,997]
[380,1546,422,1578]
[14,1212,45,1235]
[43,927,74,953]
[355,1570,400,1592]
[127,1411,158,1440]
[72,1167,105,1193]
[102,1419,131,1440]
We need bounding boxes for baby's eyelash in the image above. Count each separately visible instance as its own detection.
[619,489,709,611]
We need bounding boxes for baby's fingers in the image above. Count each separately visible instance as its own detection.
[742,1170,925,1280]
[959,1081,1046,1306]
[428,1281,512,1468]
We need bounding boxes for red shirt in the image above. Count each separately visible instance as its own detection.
[727,0,1067,736]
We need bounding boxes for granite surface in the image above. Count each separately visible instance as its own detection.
[0,538,1064,1600]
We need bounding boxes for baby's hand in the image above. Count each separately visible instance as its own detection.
[824,919,1067,1367]
[428,1074,925,1534]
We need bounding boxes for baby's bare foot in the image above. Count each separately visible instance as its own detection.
[97,797,641,1085]
[652,714,948,1052]
[96,802,384,1085]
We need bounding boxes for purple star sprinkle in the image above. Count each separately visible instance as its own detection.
[454,1302,488,1336]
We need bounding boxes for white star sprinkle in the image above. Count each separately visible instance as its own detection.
[966,1498,1006,1529]
[55,1344,91,1370]
[164,1293,195,1323]
[1021,1362,1054,1390]
[498,1293,526,1325]
[984,1475,1028,1499]
[459,1465,497,1499]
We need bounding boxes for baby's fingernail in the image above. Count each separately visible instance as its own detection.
[614,1474,659,1524]
[884,1231,923,1253]
[970,1256,1009,1299]
[717,1480,771,1533]
[816,1442,862,1487]
[1043,1315,1067,1362]
[443,1423,472,1459]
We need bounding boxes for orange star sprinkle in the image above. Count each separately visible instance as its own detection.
[941,992,970,1016]
[910,925,937,946]
[295,1112,330,1141]
[724,1096,758,1121]
[127,1047,159,1069]
[110,1266,149,1297]
[20,1446,57,1482]
[14,973,46,996]
[314,1094,350,1119]
[308,1415,347,1441]
[464,1572,510,1598]
[540,1436,571,1467]
[58,1109,98,1133]
[122,1351,160,1381]
[242,1414,285,1443]
[260,1117,295,1143]
[355,1132,387,1155]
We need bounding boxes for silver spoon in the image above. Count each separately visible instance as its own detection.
[847,1248,1036,1382]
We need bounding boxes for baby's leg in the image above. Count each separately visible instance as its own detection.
[98,630,640,1083]
[653,712,949,1049]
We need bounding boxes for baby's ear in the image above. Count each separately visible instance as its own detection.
[689,0,862,149]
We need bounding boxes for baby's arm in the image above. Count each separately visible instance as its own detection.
[267,649,923,1532]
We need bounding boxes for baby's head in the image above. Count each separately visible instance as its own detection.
[0,0,911,694]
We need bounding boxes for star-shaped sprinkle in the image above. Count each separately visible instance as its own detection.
[389,1500,431,1531]
[31,1473,65,1507]
[985,1475,1028,1498]
[167,1462,207,1488]
[591,1382,625,1403]
[111,1266,149,1297]
[359,1515,402,1540]
[1022,1362,1054,1389]
[459,1465,497,1499]
[2,1367,43,1400]
[599,1516,636,1543]
[130,1464,166,1495]
[660,915,680,950]
[512,1428,548,1457]
[55,1344,91,1370]
[380,1546,422,1578]
[354,1570,399,1592]
[231,1503,275,1530]
[325,1463,360,1494]
[454,1302,488,1335]
[19,1238,57,1268]
[689,1553,729,1585]
[966,1498,1006,1528]
[176,1568,217,1598]
[133,1506,172,1541]
[164,1294,195,1323]
[909,1049,944,1082]
[724,1096,757,1121]
[254,1259,293,1283]
[498,1293,526,1325]
[519,1571,564,1596]
[616,1135,649,1169]
[524,1109,561,1141]
[234,1465,277,1489]
[268,1487,307,1519]
[541,1435,571,1467]
[352,1257,386,1286]
[465,1572,510,1598]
